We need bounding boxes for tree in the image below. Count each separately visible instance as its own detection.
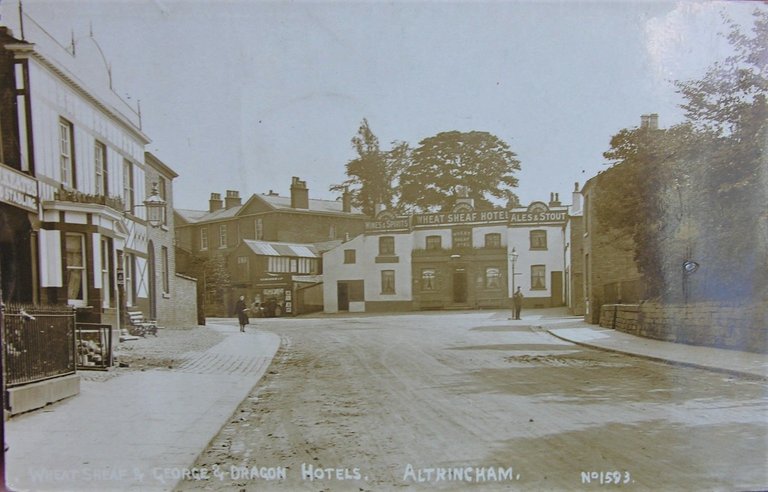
[330,119,408,216]
[399,131,520,212]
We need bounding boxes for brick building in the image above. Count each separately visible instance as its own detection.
[175,177,367,315]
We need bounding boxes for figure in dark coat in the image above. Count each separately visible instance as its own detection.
[235,295,249,332]
[512,287,524,320]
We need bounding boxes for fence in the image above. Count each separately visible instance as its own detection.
[75,323,112,370]
[2,303,77,387]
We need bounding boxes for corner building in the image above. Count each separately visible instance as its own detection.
[323,194,572,313]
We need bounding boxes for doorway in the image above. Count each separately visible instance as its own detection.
[337,282,349,311]
[452,270,467,304]
[551,271,563,306]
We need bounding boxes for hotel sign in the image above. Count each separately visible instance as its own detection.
[414,210,509,226]
[509,211,567,224]
[0,164,37,213]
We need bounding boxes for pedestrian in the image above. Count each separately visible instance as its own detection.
[235,295,249,332]
[513,286,524,320]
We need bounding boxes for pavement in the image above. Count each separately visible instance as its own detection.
[4,322,280,492]
[4,311,766,491]
[535,316,768,381]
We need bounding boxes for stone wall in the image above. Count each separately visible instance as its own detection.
[600,302,768,353]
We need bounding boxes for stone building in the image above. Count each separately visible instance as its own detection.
[323,194,574,313]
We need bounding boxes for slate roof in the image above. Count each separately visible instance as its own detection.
[242,240,320,258]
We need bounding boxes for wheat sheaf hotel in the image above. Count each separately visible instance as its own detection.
[323,189,583,314]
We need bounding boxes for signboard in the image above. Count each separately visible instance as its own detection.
[0,163,38,213]
[365,218,410,232]
[509,210,567,224]
[413,210,508,227]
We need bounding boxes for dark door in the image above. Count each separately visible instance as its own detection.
[337,282,349,311]
[551,271,563,306]
[453,271,467,303]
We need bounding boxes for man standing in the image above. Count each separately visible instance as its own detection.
[512,286,524,320]
[235,295,249,332]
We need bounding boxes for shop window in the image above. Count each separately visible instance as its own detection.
[219,224,227,248]
[426,235,442,250]
[381,270,396,294]
[162,246,170,293]
[452,228,472,248]
[530,230,547,250]
[485,267,501,289]
[65,233,86,306]
[485,233,501,248]
[123,159,134,212]
[531,264,546,290]
[344,249,356,264]
[200,228,208,251]
[59,118,76,189]
[379,236,395,255]
[94,141,107,196]
[421,269,436,291]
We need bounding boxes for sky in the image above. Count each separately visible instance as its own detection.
[0,0,759,211]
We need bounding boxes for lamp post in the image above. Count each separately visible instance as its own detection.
[509,247,519,319]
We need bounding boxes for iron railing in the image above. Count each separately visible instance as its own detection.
[3,304,76,387]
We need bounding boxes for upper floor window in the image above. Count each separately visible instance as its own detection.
[329,224,337,240]
[255,218,264,240]
[123,159,134,212]
[158,176,168,225]
[94,141,107,196]
[344,249,356,264]
[161,246,170,293]
[530,230,547,250]
[379,236,395,255]
[452,228,472,248]
[219,224,228,248]
[485,233,501,248]
[59,118,76,188]
[200,228,208,251]
[531,264,546,290]
[426,235,442,250]
[236,256,249,281]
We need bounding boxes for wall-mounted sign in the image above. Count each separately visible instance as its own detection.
[0,163,37,213]
[365,218,411,232]
[509,211,567,224]
[414,210,508,227]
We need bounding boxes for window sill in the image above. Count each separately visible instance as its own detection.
[529,247,548,251]
[530,287,547,291]
[380,292,397,296]
[162,292,171,299]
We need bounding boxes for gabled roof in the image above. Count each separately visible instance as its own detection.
[256,193,365,215]
[242,240,320,258]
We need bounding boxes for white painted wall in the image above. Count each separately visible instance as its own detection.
[507,224,566,299]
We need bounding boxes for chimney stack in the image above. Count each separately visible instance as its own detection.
[342,186,352,213]
[572,182,582,214]
[209,192,223,213]
[640,114,650,129]
[225,190,241,209]
[549,192,561,207]
[649,113,659,130]
[290,176,309,209]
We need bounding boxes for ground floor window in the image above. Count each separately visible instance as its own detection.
[65,233,86,306]
[485,266,502,289]
[531,264,546,290]
[381,270,396,294]
[421,269,436,291]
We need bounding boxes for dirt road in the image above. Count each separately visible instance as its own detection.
[178,311,767,491]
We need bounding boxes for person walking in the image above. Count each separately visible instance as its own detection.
[235,295,249,332]
[512,286,524,320]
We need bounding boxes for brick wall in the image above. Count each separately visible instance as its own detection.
[600,302,768,353]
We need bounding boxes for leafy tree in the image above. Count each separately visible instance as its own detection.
[330,119,408,216]
[399,131,520,212]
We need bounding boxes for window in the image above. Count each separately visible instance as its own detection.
[161,246,170,293]
[485,233,501,248]
[94,141,107,196]
[531,265,546,290]
[329,224,336,240]
[255,218,264,240]
[485,267,501,289]
[65,233,86,305]
[381,270,396,294]
[158,177,167,225]
[125,253,135,306]
[236,256,249,281]
[530,230,547,250]
[421,269,436,291]
[59,118,75,188]
[344,249,356,264]
[426,235,442,250]
[452,228,472,248]
[123,159,134,212]
[379,236,395,255]
[298,258,317,274]
[200,228,208,250]
[219,224,227,248]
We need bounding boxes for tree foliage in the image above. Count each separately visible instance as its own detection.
[398,131,520,212]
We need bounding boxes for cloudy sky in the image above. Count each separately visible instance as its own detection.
[0,0,758,210]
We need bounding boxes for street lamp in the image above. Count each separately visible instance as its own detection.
[509,247,519,319]
[139,182,166,228]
